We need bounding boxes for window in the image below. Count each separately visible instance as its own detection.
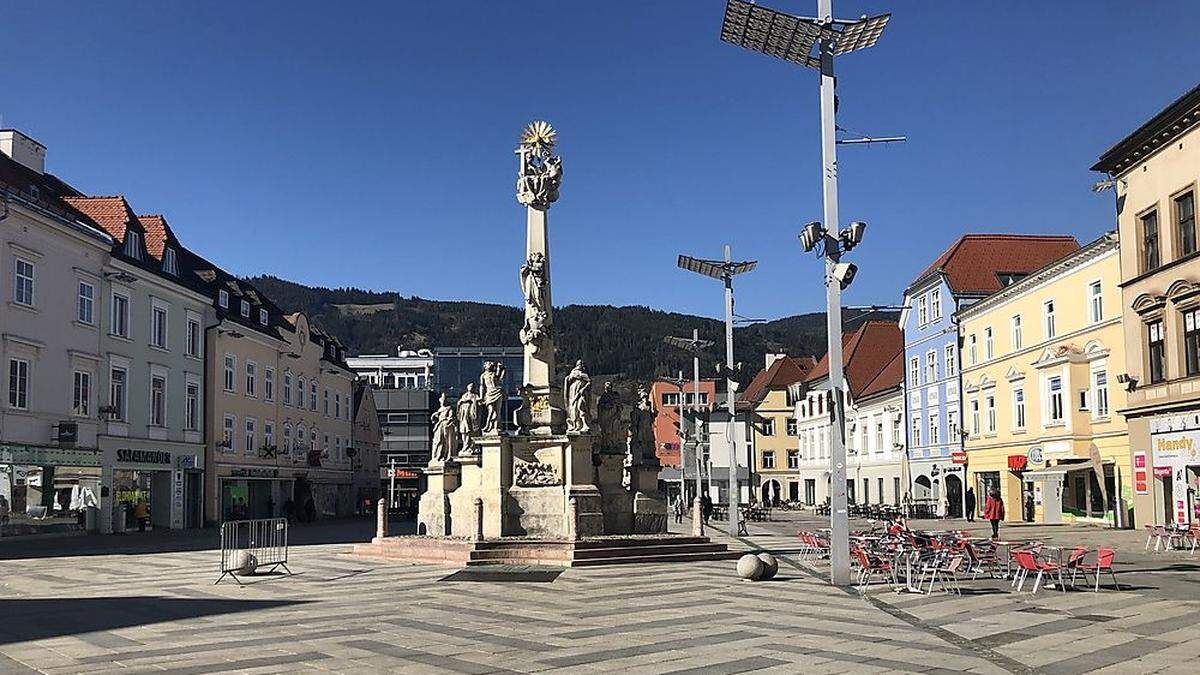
[1141,209,1160,272]
[1186,308,1200,376]
[661,392,679,407]
[218,289,229,309]
[223,355,236,392]
[150,375,166,427]
[186,316,201,357]
[1043,300,1056,339]
[910,415,921,446]
[298,377,305,408]
[151,305,168,349]
[245,418,257,456]
[310,382,318,411]
[918,295,928,325]
[926,350,937,382]
[762,418,776,436]
[984,327,994,360]
[1013,388,1026,429]
[874,418,884,449]
[928,413,939,445]
[222,415,235,451]
[13,258,34,306]
[73,371,90,416]
[947,410,959,442]
[762,451,775,469]
[787,449,799,469]
[1178,191,1196,258]
[985,395,996,433]
[124,231,142,260]
[283,425,292,454]
[186,382,199,430]
[931,288,942,321]
[7,358,28,409]
[1093,371,1109,418]
[111,293,129,337]
[1148,320,1166,384]
[259,308,268,326]
[1011,315,1022,350]
[910,357,920,385]
[970,399,980,436]
[1087,281,1104,324]
[284,372,293,405]
[77,281,94,324]
[1048,376,1064,424]
[335,392,341,418]
[264,422,275,451]
[240,300,250,318]
[968,334,977,365]
[297,425,307,454]
[323,389,330,415]
[245,361,257,397]
[163,247,178,275]
[1078,388,1089,411]
[265,368,275,401]
[944,345,956,378]
[109,366,127,421]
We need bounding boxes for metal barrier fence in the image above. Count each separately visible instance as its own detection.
[216,517,291,585]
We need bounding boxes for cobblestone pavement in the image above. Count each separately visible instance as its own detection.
[0,515,1197,674]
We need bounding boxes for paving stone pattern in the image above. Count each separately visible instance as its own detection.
[0,514,1197,673]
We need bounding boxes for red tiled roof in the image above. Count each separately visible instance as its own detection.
[738,355,815,408]
[137,214,171,260]
[62,195,137,242]
[805,321,903,399]
[911,234,1080,295]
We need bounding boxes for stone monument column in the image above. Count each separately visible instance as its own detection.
[515,121,566,435]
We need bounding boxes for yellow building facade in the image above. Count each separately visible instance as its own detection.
[959,234,1129,525]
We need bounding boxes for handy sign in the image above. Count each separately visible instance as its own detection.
[951,451,967,465]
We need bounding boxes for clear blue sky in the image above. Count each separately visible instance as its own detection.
[3,1,1197,320]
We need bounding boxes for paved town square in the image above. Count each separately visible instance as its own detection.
[2,514,1199,674]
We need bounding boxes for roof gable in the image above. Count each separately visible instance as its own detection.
[738,356,815,408]
[910,234,1080,296]
[805,320,903,399]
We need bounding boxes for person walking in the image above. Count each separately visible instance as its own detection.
[701,492,713,525]
[965,487,976,523]
[673,496,684,525]
[983,490,1005,539]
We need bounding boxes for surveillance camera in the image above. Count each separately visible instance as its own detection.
[832,262,858,289]
[840,221,867,251]
[799,222,824,252]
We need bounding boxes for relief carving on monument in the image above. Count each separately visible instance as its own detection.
[513,458,561,487]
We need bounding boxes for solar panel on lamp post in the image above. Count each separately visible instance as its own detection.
[664,331,716,505]
[678,246,757,538]
[720,0,890,587]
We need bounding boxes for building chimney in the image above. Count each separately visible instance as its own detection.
[0,130,46,174]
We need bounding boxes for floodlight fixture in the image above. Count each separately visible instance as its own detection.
[720,0,890,69]
[677,254,758,281]
[664,335,716,354]
[833,13,891,55]
[799,221,825,252]
[1092,179,1116,193]
[841,221,867,250]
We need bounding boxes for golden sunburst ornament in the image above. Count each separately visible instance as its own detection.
[520,121,557,152]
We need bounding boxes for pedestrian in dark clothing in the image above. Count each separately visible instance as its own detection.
[701,494,713,525]
[983,490,1005,539]
[965,487,976,522]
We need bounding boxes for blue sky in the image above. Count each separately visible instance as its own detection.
[2,1,1197,320]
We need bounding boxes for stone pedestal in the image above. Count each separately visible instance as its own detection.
[630,462,667,534]
[418,461,460,536]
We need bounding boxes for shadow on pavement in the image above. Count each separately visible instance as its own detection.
[0,517,417,561]
[0,597,306,645]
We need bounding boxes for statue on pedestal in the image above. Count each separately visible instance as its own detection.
[595,382,623,452]
[515,121,563,211]
[519,253,549,349]
[480,361,507,435]
[431,394,458,463]
[456,383,481,456]
[627,386,658,465]
[564,360,592,434]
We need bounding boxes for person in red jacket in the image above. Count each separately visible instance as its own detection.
[983,490,1005,539]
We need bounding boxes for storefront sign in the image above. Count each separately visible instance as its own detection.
[1133,451,1149,495]
[951,451,967,465]
[1152,431,1200,465]
[1027,447,1043,465]
[172,470,184,529]
[176,455,197,470]
[230,467,278,478]
[116,449,172,465]
[1007,455,1027,471]
[388,469,418,478]
[1154,466,1172,478]
[56,421,78,445]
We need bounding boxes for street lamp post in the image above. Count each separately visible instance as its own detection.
[720,0,892,586]
[664,331,716,505]
[678,247,757,537]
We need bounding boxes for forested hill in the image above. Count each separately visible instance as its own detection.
[247,275,896,381]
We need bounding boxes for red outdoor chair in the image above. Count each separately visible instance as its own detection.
[853,547,896,592]
[1073,548,1121,592]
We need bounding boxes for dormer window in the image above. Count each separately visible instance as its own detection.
[218,289,229,309]
[259,308,268,326]
[163,247,179,275]
[28,185,40,201]
[125,231,143,261]
[240,300,250,318]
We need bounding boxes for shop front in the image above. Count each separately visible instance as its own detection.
[1144,414,1200,526]
[101,439,204,532]
[0,443,103,536]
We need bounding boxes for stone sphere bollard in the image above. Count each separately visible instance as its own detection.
[757,552,779,580]
[231,549,259,576]
[736,553,764,581]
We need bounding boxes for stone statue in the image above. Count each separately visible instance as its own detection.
[627,386,657,464]
[514,384,535,435]
[480,361,507,435]
[519,252,549,348]
[456,383,481,456]
[431,393,458,463]
[515,121,563,210]
[596,382,623,452]
[564,360,592,434]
